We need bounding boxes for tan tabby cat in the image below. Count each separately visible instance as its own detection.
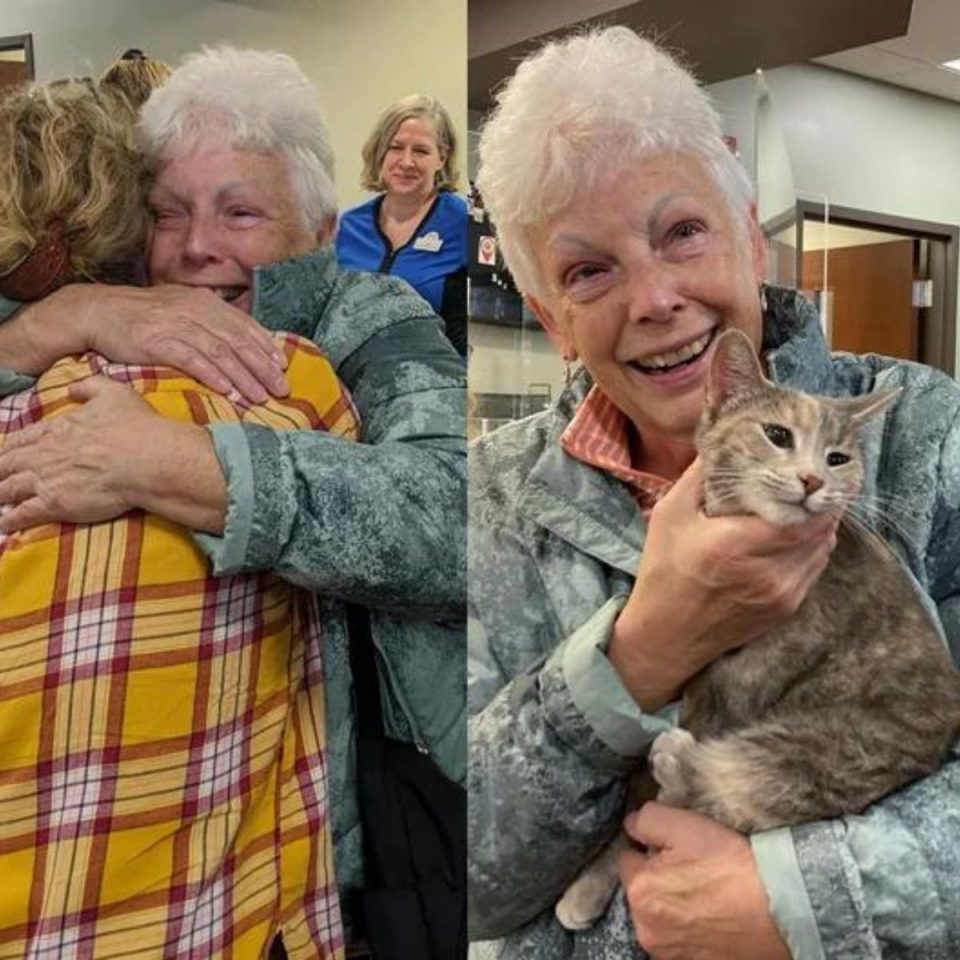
[556,328,960,930]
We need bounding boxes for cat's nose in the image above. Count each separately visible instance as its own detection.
[800,474,824,496]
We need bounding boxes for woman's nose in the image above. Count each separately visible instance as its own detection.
[626,261,684,324]
[182,215,222,265]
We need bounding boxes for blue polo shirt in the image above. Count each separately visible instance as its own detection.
[336,191,467,353]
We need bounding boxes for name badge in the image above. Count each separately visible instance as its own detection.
[413,231,444,253]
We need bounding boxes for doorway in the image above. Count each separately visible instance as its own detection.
[796,202,958,375]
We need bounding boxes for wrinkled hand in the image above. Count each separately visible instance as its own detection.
[0,377,156,531]
[619,803,790,960]
[610,458,838,708]
[41,283,289,403]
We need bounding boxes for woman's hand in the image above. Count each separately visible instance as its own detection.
[6,283,288,403]
[609,458,838,710]
[620,803,790,960]
[0,377,227,534]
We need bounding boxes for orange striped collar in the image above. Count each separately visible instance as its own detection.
[560,385,672,511]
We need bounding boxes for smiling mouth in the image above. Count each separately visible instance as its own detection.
[211,286,247,303]
[629,327,717,374]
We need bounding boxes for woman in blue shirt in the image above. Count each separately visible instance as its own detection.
[337,95,467,356]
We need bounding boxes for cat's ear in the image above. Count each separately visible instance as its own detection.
[705,329,767,413]
[842,387,902,426]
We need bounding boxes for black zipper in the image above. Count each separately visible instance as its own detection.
[374,192,443,274]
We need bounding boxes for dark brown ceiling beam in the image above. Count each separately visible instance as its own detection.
[469,0,913,111]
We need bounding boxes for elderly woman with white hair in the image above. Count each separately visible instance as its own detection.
[469,26,960,960]
[0,45,465,957]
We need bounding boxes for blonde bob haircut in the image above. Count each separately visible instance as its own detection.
[476,26,755,298]
[0,52,170,291]
[360,94,460,193]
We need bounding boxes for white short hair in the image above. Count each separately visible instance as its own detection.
[476,27,755,298]
[139,46,336,230]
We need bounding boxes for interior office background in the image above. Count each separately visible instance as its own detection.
[0,0,467,213]
[467,5,960,428]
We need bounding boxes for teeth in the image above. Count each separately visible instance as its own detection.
[636,331,712,371]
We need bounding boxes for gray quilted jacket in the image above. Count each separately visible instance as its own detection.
[212,249,468,898]
[468,288,960,960]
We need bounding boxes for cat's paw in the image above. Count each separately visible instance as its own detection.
[555,874,615,931]
[650,728,696,807]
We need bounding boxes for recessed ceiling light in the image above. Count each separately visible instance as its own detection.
[942,58,960,73]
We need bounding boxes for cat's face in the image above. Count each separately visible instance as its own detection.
[695,330,899,526]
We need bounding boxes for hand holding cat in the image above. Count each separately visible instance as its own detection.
[609,458,838,711]
[619,802,790,960]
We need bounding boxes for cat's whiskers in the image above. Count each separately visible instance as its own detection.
[843,505,924,557]
[850,497,925,553]
[839,509,888,552]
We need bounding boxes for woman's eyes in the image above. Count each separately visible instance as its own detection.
[388,144,432,156]
[150,208,182,228]
[563,263,608,287]
[226,208,262,224]
[667,219,706,244]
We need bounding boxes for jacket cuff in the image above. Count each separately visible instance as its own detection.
[791,819,880,958]
[191,423,255,574]
[0,294,22,322]
[752,828,826,960]
[0,367,35,398]
[541,596,675,773]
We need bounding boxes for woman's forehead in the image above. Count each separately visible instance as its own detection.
[541,155,722,234]
[391,116,437,144]
[152,146,291,196]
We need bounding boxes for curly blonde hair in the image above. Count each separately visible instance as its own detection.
[0,52,170,294]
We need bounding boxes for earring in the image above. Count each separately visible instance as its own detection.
[563,352,578,387]
[759,284,768,313]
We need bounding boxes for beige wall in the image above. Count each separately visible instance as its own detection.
[0,0,466,210]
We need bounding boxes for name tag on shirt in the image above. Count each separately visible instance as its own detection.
[413,231,444,253]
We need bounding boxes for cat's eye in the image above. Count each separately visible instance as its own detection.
[826,452,850,467]
[762,423,793,449]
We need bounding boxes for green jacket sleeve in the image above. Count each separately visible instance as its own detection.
[468,431,673,943]
[198,268,466,618]
[0,295,36,397]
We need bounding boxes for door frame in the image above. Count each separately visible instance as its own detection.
[0,34,34,81]
[795,200,959,375]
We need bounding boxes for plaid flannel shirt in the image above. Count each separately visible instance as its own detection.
[0,333,357,960]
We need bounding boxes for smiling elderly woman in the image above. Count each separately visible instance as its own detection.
[469,27,960,960]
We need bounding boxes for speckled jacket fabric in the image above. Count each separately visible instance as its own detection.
[240,249,468,900]
[468,287,960,960]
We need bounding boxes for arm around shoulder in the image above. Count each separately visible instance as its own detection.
[203,307,467,617]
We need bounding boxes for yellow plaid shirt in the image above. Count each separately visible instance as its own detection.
[0,333,357,960]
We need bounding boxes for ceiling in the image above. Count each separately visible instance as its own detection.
[816,0,960,102]
[469,0,960,113]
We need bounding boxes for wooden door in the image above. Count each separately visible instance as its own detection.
[803,238,916,360]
